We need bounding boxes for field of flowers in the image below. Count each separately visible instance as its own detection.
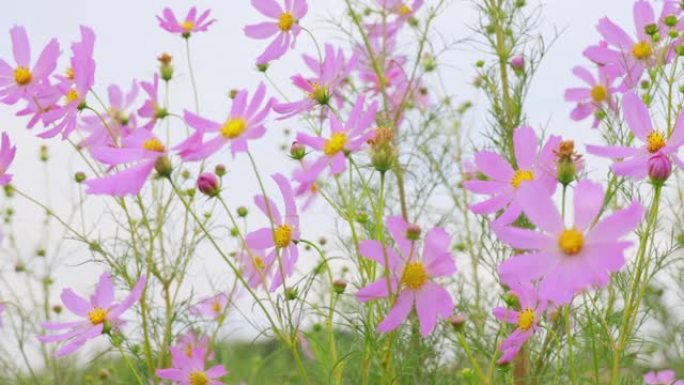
[1,0,684,384]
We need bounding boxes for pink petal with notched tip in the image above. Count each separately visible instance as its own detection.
[378,290,413,333]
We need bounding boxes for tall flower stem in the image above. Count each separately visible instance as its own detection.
[184,38,200,114]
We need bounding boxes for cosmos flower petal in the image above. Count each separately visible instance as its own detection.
[377,290,413,333]
[573,180,605,231]
[499,251,559,285]
[513,126,537,170]
[416,283,453,336]
[517,183,563,234]
[622,92,652,141]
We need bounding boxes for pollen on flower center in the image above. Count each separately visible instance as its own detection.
[253,256,266,270]
[14,66,32,85]
[632,41,652,60]
[590,85,607,103]
[142,138,166,153]
[401,261,428,290]
[181,20,195,32]
[221,118,247,139]
[87,307,108,325]
[398,4,412,16]
[517,309,535,331]
[66,67,75,80]
[558,228,584,255]
[646,131,666,153]
[274,224,293,248]
[188,371,209,385]
[323,133,347,156]
[65,89,80,104]
[511,169,534,188]
[307,82,329,104]
[278,12,295,31]
[211,301,222,313]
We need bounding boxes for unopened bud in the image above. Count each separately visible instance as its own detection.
[237,206,248,217]
[158,53,174,81]
[197,172,220,197]
[448,314,468,331]
[257,63,269,72]
[405,224,422,241]
[74,172,86,183]
[215,164,227,177]
[285,287,298,300]
[290,141,306,160]
[52,305,63,314]
[510,56,525,75]
[648,153,672,185]
[369,127,398,172]
[154,156,173,177]
[333,279,347,294]
[40,145,49,162]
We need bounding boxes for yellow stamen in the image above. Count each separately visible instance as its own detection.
[558,228,584,255]
[189,371,209,385]
[278,12,294,31]
[87,307,108,325]
[211,301,222,314]
[220,118,247,139]
[517,309,535,331]
[510,169,534,189]
[646,131,666,153]
[253,256,266,270]
[398,4,412,16]
[142,138,166,153]
[590,85,607,103]
[66,67,75,80]
[65,89,79,104]
[401,261,428,290]
[274,224,293,248]
[185,344,193,357]
[323,133,347,156]
[307,82,328,103]
[632,41,652,60]
[14,67,31,85]
[181,20,195,32]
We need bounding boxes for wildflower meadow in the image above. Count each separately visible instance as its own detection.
[3,0,684,384]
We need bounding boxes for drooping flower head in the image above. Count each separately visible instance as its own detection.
[137,74,167,130]
[244,0,308,64]
[0,26,60,105]
[492,282,546,364]
[157,7,216,38]
[177,82,272,160]
[0,133,17,186]
[496,180,643,305]
[464,126,561,226]
[587,92,684,180]
[356,216,457,336]
[245,173,300,292]
[38,273,146,356]
[157,345,227,385]
[645,370,684,385]
[565,65,620,128]
[190,293,229,320]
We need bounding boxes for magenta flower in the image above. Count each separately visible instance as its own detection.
[564,65,620,128]
[157,346,227,385]
[645,370,684,385]
[157,7,216,38]
[463,126,561,226]
[356,216,457,336]
[244,0,308,64]
[177,82,272,160]
[495,180,643,305]
[274,44,357,119]
[81,80,139,148]
[190,293,229,319]
[38,273,146,356]
[293,96,377,192]
[245,173,300,292]
[238,247,275,290]
[0,26,60,105]
[137,74,166,130]
[492,282,545,364]
[0,133,17,186]
[587,92,684,180]
[85,129,168,196]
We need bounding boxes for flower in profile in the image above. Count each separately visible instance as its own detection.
[157,7,216,38]
[645,370,684,385]
[356,216,457,336]
[564,65,620,128]
[38,273,147,356]
[177,82,273,160]
[0,26,60,105]
[293,95,377,192]
[137,74,167,130]
[274,44,357,119]
[587,92,684,180]
[496,180,643,305]
[492,282,545,364]
[0,133,17,186]
[190,293,229,320]
[157,345,227,385]
[463,126,561,226]
[244,0,308,64]
[85,129,169,196]
[245,173,300,292]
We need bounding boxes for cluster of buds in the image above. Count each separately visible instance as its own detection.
[554,140,582,186]
[158,53,173,81]
[368,127,398,173]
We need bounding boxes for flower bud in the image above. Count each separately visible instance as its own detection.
[332,279,347,294]
[510,56,525,75]
[503,291,520,309]
[648,153,672,185]
[554,140,582,186]
[237,206,248,217]
[197,172,220,197]
[422,53,437,72]
[285,287,298,301]
[154,156,173,177]
[40,145,49,162]
[74,171,86,183]
[215,164,227,177]
[645,23,659,36]
[229,89,238,99]
[290,141,306,160]
[369,127,398,172]
[257,63,270,72]
[52,305,62,314]
[405,224,422,241]
[158,53,174,81]
[666,15,679,28]
[447,314,467,331]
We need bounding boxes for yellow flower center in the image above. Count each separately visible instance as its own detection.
[323,133,347,156]
[646,131,666,153]
[398,4,412,16]
[181,20,195,32]
[189,371,209,385]
[211,300,222,314]
[87,307,108,325]
[220,118,247,139]
[278,12,295,31]
[142,138,166,153]
[66,67,75,80]
[590,85,607,103]
[307,82,329,103]
[558,228,584,255]
[510,169,534,188]
[253,256,266,270]
[185,344,193,357]
[65,89,80,104]
[14,66,32,85]
[632,41,652,60]
[401,261,428,290]
[274,224,293,248]
[517,308,535,331]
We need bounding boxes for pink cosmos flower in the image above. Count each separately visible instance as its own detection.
[38,273,146,356]
[81,80,139,148]
[244,0,308,64]
[0,26,60,105]
[356,216,457,336]
[273,44,357,119]
[157,346,227,385]
[463,126,561,226]
[177,82,273,160]
[587,92,684,180]
[190,293,229,319]
[564,65,620,128]
[157,7,216,38]
[245,173,300,292]
[173,331,212,361]
[137,74,166,130]
[376,0,424,19]
[238,247,276,290]
[492,282,546,364]
[495,180,644,305]
[645,370,684,385]
[292,160,321,211]
[293,96,377,192]
[0,133,17,186]
[84,129,168,196]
